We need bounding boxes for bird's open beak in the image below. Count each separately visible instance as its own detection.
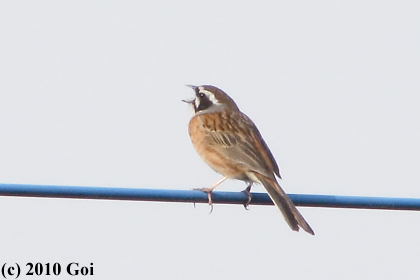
[185,84,197,90]
[182,98,195,104]
[182,84,197,103]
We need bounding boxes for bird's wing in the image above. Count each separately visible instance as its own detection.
[201,112,281,179]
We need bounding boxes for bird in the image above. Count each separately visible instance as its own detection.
[183,84,314,235]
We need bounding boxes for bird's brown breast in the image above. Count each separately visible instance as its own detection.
[188,112,249,180]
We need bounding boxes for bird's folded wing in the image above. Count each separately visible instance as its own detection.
[204,113,281,179]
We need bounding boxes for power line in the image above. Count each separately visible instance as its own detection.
[0,183,419,211]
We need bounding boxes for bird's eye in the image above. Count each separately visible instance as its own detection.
[198,92,205,98]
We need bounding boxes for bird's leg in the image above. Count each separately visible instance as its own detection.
[242,182,253,210]
[194,176,228,213]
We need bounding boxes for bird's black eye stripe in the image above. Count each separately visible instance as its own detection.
[195,92,212,112]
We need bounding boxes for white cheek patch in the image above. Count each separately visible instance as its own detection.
[194,97,200,109]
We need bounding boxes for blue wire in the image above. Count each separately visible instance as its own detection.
[0,183,419,210]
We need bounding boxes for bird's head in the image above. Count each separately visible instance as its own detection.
[183,85,239,115]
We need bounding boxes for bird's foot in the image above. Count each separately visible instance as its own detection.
[242,184,253,210]
[193,187,214,213]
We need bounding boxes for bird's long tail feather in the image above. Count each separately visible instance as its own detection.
[254,173,314,235]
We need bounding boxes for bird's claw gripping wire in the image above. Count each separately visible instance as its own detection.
[242,183,253,210]
[193,187,214,213]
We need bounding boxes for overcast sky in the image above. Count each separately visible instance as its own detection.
[1,1,420,279]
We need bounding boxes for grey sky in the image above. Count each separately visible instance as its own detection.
[1,1,419,279]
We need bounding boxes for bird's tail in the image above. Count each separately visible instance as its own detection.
[254,173,314,235]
